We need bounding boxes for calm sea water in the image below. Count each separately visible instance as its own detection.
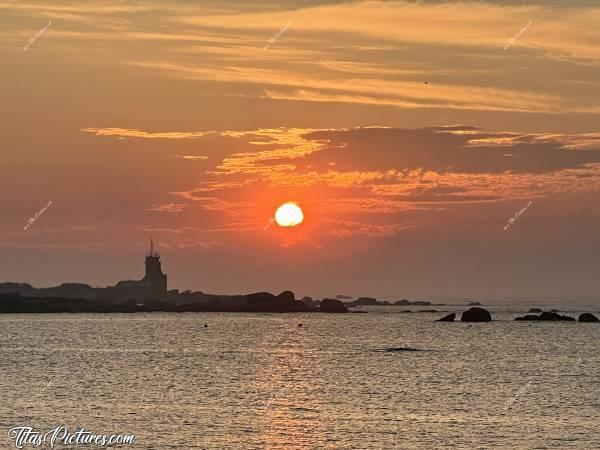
[1,305,599,449]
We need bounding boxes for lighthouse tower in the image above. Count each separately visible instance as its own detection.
[143,239,167,296]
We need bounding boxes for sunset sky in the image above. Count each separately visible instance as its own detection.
[2,0,600,301]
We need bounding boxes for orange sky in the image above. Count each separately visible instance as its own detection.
[2,0,600,301]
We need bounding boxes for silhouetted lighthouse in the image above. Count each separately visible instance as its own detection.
[143,239,167,295]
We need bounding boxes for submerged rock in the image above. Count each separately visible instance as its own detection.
[528,308,543,313]
[437,313,456,322]
[461,307,492,322]
[467,301,482,306]
[384,347,423,352]
[579,313,599,323]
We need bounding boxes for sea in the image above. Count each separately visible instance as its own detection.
[1,303,599,449]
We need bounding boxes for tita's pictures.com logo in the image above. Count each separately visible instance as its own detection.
[7,426,136,448]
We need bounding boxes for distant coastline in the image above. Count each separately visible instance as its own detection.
[0,291,348,314]
[0,242,343,314]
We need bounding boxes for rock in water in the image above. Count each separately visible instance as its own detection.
[540,311,575,321]
[437,313,456,322]
[461,307,492,322]
[515,312,575,321]
[528,308,543,313]
[354,297,378,306]
[384,347,422,352]
[515,315,542,321]
[319,299,348,313]
[579,313,600,323]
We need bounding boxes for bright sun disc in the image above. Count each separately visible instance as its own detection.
[275,202,304,227]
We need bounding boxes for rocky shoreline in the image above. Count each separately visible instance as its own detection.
[0,291,348,314]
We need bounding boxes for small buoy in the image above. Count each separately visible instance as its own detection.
[204,324,208,327]
[298,323,303,327]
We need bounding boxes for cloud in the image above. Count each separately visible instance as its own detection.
[172,154,209,160]
[293,127,600,175]
[177,239,220,249]
[81,127,216,140]
[146,203,187,213]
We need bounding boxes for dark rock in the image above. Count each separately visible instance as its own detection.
[354,297,378,306]
[394,299,431,306]
[351,311,368,314]
[515,311,575,321]
[384,347,422,352]
[515,314,542,321]
[245,292,276,304]
[461,307,492,322]
[417,309,438,313]
[278,290,295,303]
[300,296,316,308]
[243,291,308,312]
[540,311,574,321]
[437,313,456,322]
[579,313,599,323]
[319,299,348,313]
[528,308,543,313]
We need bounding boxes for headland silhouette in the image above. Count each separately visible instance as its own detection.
[0,241,347,314]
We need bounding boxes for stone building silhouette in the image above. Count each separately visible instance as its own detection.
[143,239,167,294]
[0,240,171,302]
[99,239,168,302]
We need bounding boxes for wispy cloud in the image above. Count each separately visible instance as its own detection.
[81,127,216,139]
[146,203,187,214]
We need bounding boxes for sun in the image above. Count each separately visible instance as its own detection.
[274,202,304,227]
